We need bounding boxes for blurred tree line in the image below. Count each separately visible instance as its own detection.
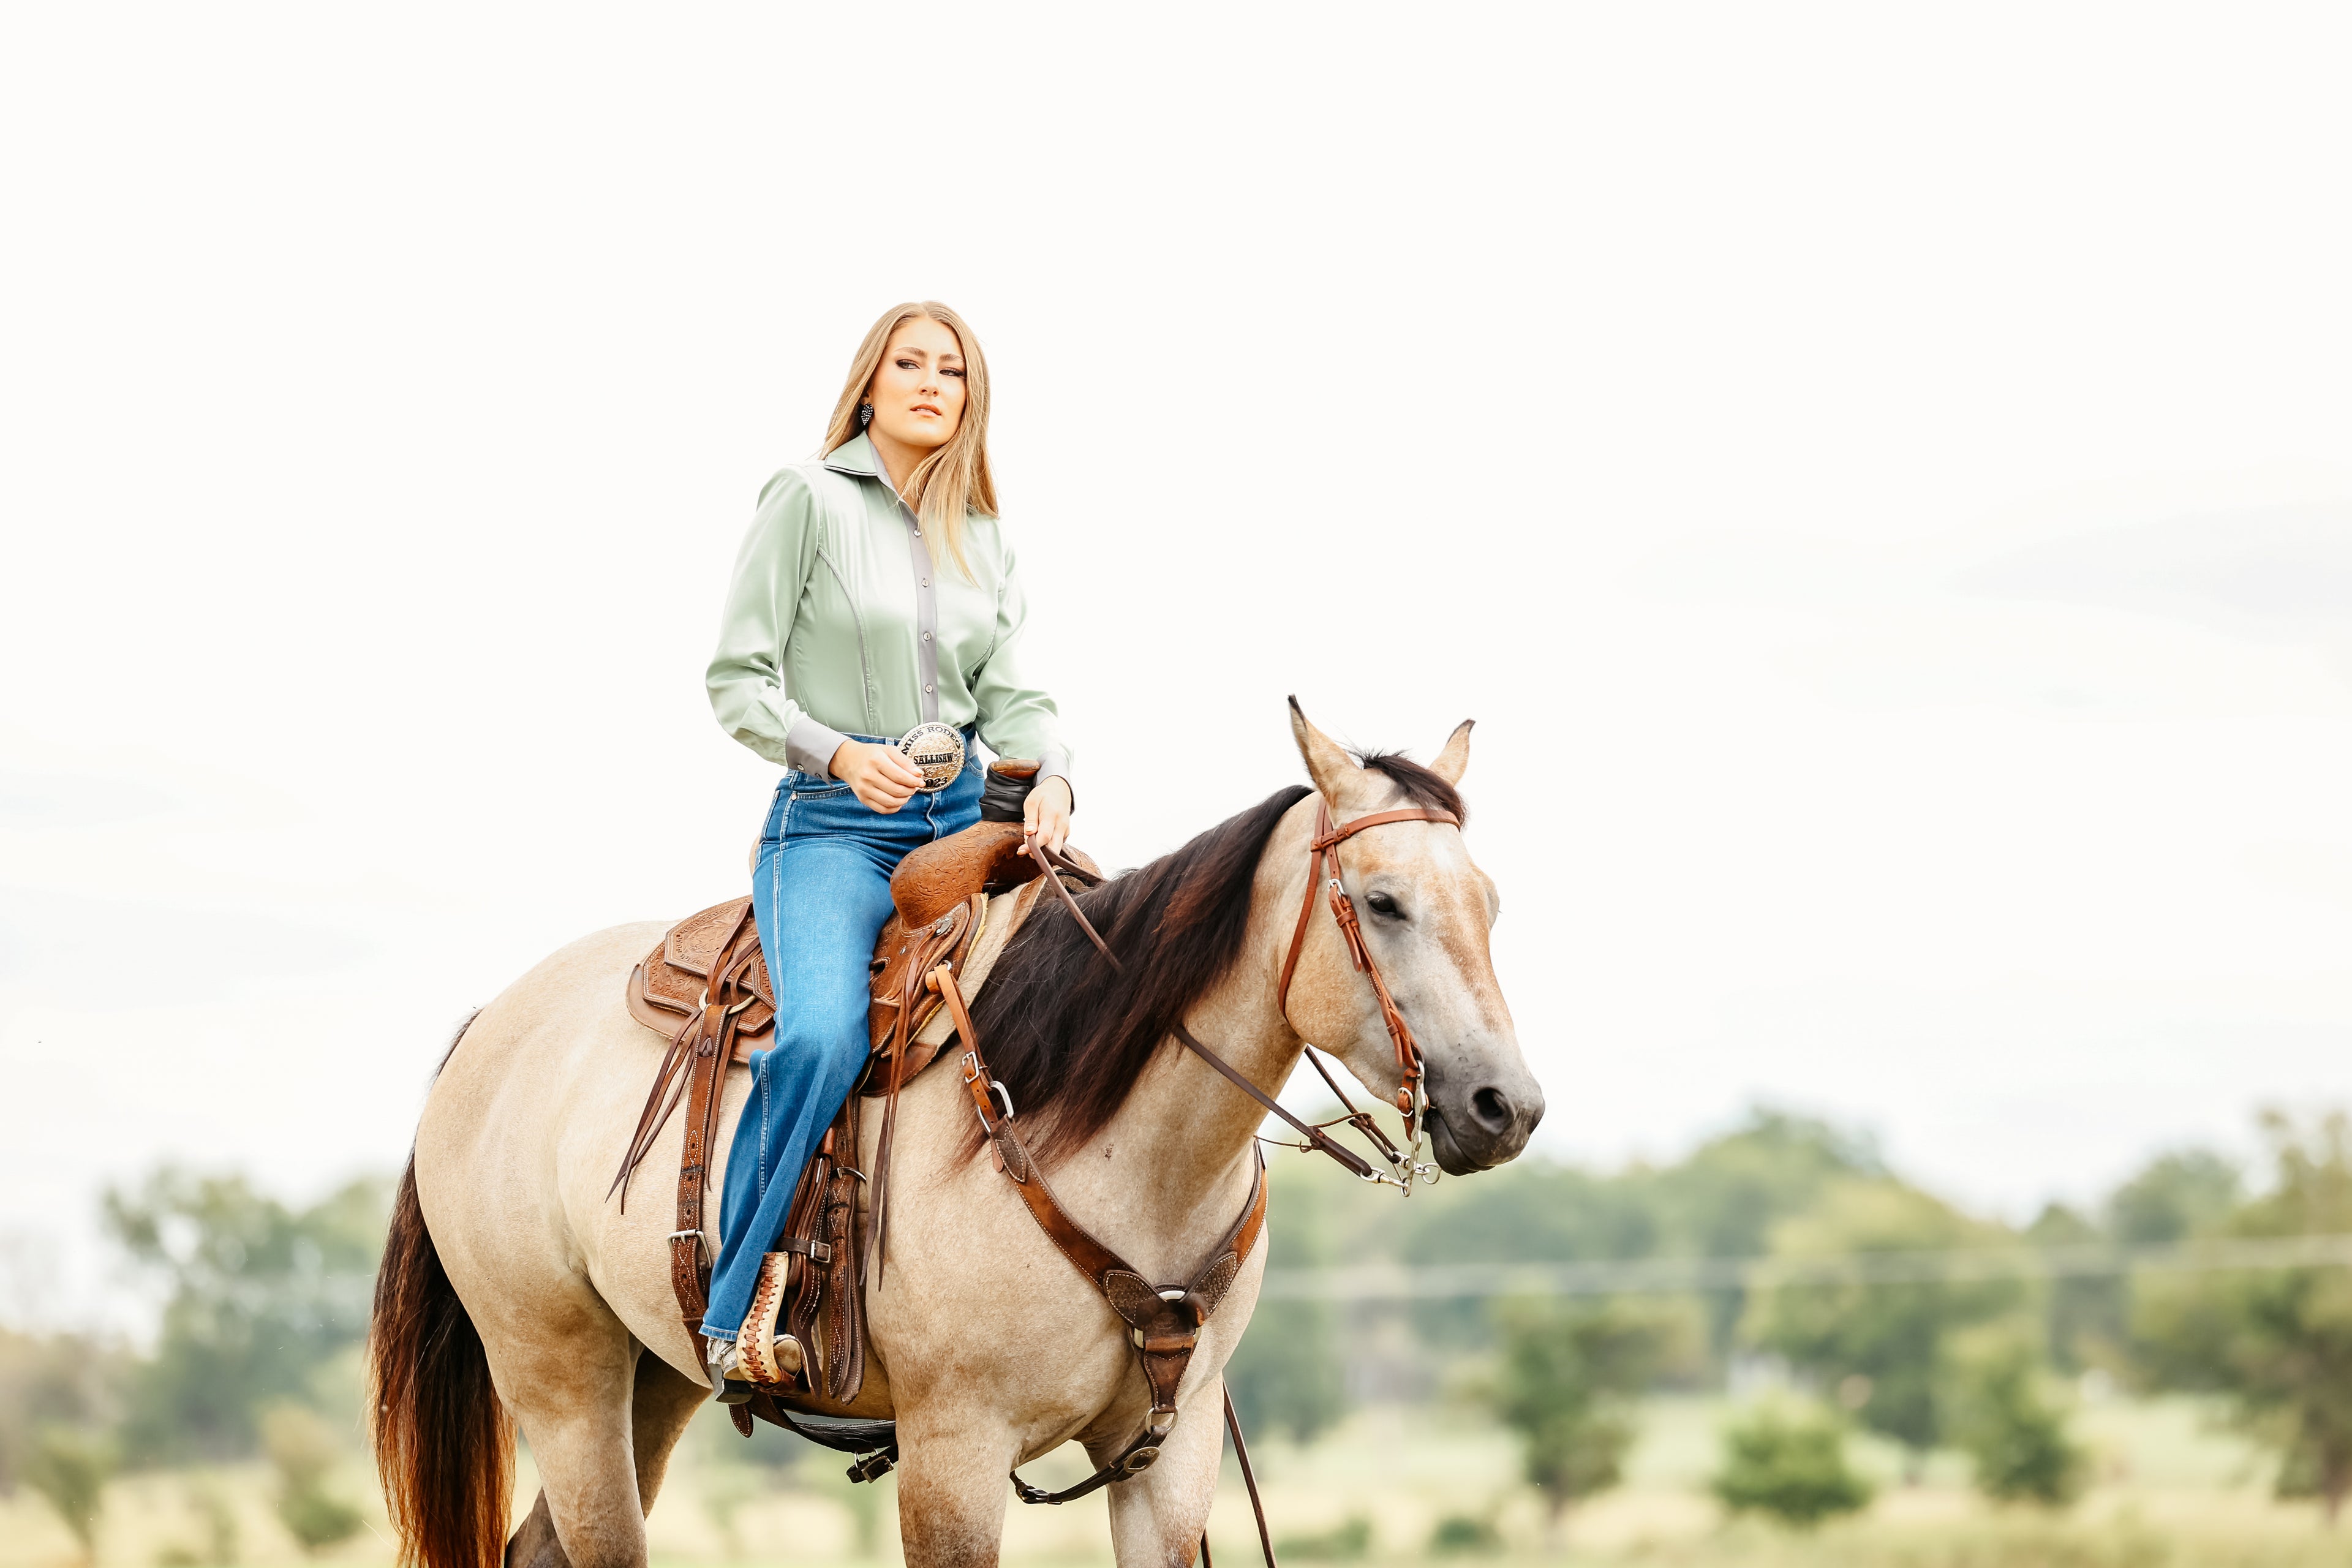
[6,1107,2352,1547]
[0,1169,386,1557]
[1227,1106,2352,1525]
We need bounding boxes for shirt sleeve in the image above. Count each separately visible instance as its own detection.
[970,539,1072,788]
[706,469,852,777]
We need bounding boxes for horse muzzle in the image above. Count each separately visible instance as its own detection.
[1423,1061,1545,1175]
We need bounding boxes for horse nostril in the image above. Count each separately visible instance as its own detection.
[1470,1086,1513,1133]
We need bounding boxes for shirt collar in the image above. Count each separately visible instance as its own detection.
[821,431,884,479]
[823,431,916,511]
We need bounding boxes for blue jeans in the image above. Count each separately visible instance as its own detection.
[701,737,982,1341]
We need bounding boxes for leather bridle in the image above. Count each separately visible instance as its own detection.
[1025,794,1461,1193]
[1276,797,1460,1186]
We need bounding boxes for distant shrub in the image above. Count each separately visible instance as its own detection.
[278,1487,364,1557]
[1713,1401,1873,1529]
[1276,1513,1373,1560]
[155,1474,239,1566]
[1428,1512,1505,1555]
[23,1426,113,1562]
[189,1478,241,1566]
[261,1405,362,1555]
[1949,1333,2089,1506]
[0,1327,108,1496]
[1490,1297,1702,1525]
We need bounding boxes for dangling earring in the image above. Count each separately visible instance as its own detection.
[858,402,873,430]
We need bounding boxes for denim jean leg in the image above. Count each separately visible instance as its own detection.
[703,823,896,1339]
[700,751,982,1342]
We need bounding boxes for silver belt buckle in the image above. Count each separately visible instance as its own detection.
[895,722,967,793]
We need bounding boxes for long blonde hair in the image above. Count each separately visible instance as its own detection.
[822,301,997,579]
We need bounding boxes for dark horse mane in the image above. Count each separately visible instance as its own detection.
[963,752,1465,1166]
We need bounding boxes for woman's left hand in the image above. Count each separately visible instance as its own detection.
[1024,775,1073,856]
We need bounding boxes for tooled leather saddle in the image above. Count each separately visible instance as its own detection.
[608,764,1102,1433]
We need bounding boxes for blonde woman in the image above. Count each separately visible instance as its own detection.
[701,302,1074,1395]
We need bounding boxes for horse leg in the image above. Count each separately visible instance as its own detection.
[504,1344,708,1568]
[892,1412,1019,1568]
[480,1295,653,1568]
[505,1494,563,1568]
[627,1344,711,1509]
[1104,1401,1224,1568]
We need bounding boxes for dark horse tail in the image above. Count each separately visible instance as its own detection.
[369,1016,513,1568]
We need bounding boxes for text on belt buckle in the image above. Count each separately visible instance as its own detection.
[896,722,966,793]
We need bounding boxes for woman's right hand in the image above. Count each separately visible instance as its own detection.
[829,739,927,814]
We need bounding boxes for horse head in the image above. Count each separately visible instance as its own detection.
[1282,701,1544,1176]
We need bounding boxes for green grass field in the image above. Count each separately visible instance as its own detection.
[3,1398,2345,1568]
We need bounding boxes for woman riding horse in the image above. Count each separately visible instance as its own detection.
[369,311,1540,1568]
[701,300,1075,1395]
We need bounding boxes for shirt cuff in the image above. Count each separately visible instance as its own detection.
[786,718,853,778]
[1037,746,1074,813]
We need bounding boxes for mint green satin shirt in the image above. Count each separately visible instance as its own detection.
[706,434,1071,784]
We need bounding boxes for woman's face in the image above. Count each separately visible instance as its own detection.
[865,316,967,452]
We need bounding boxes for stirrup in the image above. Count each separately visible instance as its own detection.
[737,1329,805,1389]
[706,1339,755,1405]
[737,1252,807,1388]
[707,1336,802,1404]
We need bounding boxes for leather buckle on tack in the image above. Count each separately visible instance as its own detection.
[959,1049,1016,1129]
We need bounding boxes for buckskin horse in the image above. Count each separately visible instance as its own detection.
[368,703,1542,1568]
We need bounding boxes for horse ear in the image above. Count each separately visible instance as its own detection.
[1288,696,1366,805]
[1430,719,1474,785]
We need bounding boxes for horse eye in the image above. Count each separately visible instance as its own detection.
[1366,891,1402,918]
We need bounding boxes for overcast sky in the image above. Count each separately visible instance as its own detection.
[5,6,2351,1328]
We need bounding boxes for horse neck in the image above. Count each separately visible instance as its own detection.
[1086,798,1321,1233]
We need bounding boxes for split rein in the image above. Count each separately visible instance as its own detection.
[1018,799,1458,1194]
